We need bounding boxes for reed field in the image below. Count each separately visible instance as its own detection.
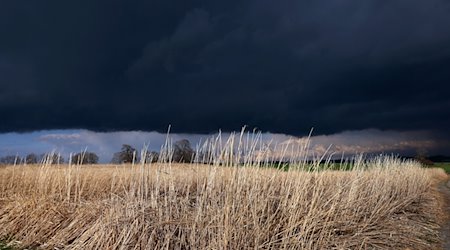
[0,132,448,249]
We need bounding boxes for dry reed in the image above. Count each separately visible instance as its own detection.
[0,131,446,249]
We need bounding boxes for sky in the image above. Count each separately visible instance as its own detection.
[1,1,450,159]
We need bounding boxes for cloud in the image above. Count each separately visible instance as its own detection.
[128,9,214,74]
[306,129,445,156]
[1,128,448,163]
[39,133,81,141]
[0,1,449,137]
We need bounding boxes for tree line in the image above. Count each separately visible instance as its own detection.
[0,139,195,165]
[110,139,194,164]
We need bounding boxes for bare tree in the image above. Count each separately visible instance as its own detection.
[25,153,38,164]
[111,144,137,164]
[72,152,99,164]
[173,139,194,163]
[143,151,159,163]
[0,155,22,165]
[40,153,64,165]
[196,150,214,164]
[415,148,434,166]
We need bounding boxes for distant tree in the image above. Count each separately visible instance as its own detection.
[143,151,159,163]
[173,139,194,163]
[0,155,22,165]
[71,152,99,164]
[415,148,434,166]
[40,153,64,165]
[196,150,214,164]
[111,153,121,164]
[25,153,38,164]
[111,144,137,164]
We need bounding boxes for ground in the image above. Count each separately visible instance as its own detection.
[439,178,450,250]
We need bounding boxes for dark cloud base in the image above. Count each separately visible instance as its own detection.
[1,1,450,137]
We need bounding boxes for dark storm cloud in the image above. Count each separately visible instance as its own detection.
[1,0,450,136]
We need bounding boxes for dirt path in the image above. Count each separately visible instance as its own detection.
[439,178,450,250]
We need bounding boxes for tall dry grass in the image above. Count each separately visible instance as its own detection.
[0,131,447,249]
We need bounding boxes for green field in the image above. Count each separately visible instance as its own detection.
[434,162,450,173]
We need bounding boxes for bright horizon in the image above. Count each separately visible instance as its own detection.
[1,128,447,163]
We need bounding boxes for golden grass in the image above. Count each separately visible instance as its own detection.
[0,160,446,249]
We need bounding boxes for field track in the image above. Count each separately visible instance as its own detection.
[439,177,450,249]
